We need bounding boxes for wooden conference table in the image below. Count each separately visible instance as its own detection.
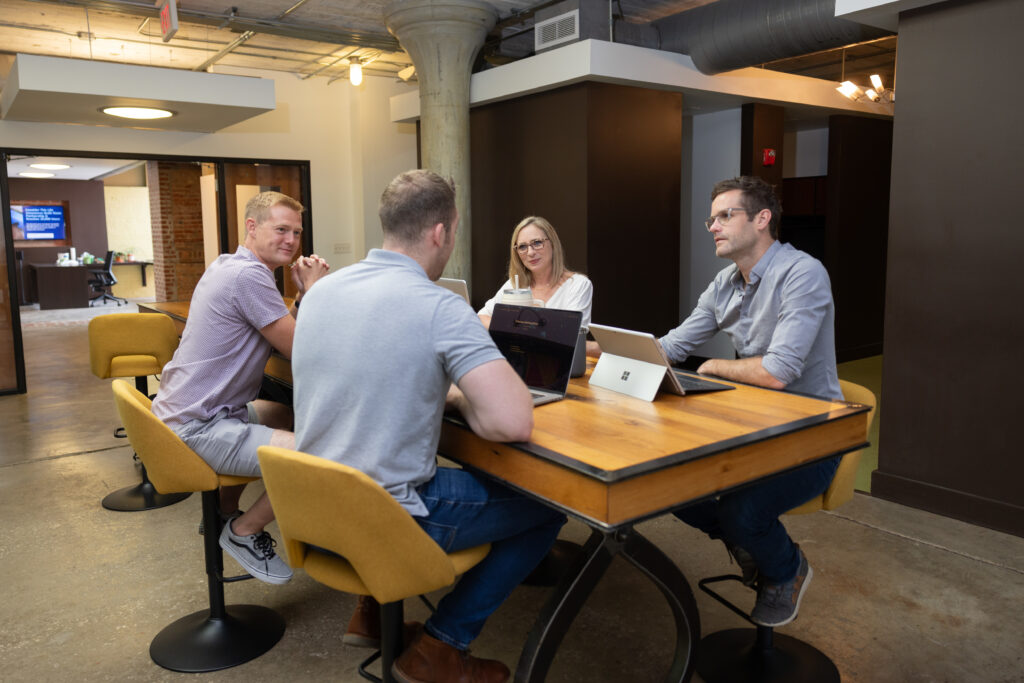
[139,300,869,682]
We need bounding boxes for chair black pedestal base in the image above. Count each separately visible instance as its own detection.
[150,604,285,673]
[697,628,839,683]
[101,480,191,511]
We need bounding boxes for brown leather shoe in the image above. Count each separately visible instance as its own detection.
[392,629,510,683]
[343,595,421,650]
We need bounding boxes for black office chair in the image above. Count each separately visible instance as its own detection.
[89,251,128,307]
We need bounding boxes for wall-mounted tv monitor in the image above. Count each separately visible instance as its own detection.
[11,202,69,241]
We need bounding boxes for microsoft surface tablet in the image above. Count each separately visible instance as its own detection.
[588,323,733,400]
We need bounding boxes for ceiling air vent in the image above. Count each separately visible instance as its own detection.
[535,10,579,51]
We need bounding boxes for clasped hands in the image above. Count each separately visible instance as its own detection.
[290,254,330,294]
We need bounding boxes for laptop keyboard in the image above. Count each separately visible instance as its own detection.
[673,371,728,392]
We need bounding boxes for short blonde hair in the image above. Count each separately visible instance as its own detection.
[507,216,567,287]
[245,191,304,227]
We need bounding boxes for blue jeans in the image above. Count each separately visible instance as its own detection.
[414,467,566,650]
[673,457,839,583]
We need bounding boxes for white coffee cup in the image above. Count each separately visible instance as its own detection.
[501,288,543,307]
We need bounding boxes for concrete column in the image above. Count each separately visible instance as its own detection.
[384,0,497,281]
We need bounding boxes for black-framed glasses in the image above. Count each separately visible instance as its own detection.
[704,207,748,230]
[515,238,549,254]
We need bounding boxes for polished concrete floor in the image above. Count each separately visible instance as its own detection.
[2,313,1023,682]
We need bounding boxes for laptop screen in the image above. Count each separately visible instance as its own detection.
[436,277,470,303]
[489,304,582,394]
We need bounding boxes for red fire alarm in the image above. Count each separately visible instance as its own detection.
[762,148,777,167]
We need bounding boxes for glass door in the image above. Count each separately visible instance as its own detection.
[0,153,27,394]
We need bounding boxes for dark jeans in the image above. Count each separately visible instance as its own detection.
[414,467,567,650]
[673,457,839,583]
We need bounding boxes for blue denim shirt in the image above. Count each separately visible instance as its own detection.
[660,241,842,400]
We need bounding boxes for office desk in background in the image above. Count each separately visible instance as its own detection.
[28,263,90,309]
[138,300,869,682]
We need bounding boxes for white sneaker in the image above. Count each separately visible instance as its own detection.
[219,520,293,585]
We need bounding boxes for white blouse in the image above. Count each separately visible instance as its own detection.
[479,273,594,329]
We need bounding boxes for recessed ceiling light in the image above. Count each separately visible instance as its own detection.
[102,106,174,120]
[19,172,55,178]
[30,163,71,170]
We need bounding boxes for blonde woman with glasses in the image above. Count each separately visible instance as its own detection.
[478,216,593,329]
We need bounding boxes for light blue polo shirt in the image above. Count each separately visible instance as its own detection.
[292,249,504,516]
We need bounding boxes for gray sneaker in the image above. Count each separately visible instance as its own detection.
[219,520,293,585]
[750,548,812,627]
[725,542,759,587]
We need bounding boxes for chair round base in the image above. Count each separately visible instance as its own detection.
[101,480,191,511]
[697,628,840,683]
[150,604,286,673]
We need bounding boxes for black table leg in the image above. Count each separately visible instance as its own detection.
[620,532,701,683]
[515,527,700,683]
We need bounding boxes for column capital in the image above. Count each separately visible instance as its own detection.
[384,0,498,42]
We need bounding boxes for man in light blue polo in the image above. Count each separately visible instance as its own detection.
[292,170,565,683]
[662,176,842,628]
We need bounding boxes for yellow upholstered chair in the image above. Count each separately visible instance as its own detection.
[786,379,877,516]
[111,379,285,672]
[257,446,491,682]
[89,313,188,511]
[696,379,877,683]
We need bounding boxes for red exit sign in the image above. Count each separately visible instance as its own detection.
[157,0,178,42]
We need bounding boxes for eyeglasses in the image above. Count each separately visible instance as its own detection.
[704,207,748,230]
[515,238,549,254]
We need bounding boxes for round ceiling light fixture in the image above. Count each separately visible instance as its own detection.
[30,163,71,170]
[102,106,174,120]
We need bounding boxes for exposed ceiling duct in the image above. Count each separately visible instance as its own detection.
[616,0,893,75]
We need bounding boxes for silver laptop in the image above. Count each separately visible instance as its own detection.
[436,277,470,303]
[489,304,583,406]
[588,323,733,401]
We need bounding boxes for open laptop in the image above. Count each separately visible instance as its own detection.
[436,277,470,303]
[588,323,734,401]
[489,304,583,406]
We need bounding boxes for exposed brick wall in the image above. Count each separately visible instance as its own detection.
[147,162,205,302]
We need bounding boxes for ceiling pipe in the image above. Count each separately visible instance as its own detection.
[27,0,401,52]
[614,0,892,76]
[193,0,313,72]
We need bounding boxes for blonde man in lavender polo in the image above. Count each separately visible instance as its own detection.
[152,191,329,585]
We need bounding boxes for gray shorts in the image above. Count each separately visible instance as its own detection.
[174,405,275,477]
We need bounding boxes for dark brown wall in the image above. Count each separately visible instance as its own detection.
[741,103,784,188]
[471,82,681,333]
[825,115,891,362]
[470,85,589,307]
[10,178,108,264]
[874,0,1024,536]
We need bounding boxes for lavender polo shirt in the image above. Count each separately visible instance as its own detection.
[152,246,290,428]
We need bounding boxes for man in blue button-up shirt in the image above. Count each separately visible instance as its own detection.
[662,176,842,628]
